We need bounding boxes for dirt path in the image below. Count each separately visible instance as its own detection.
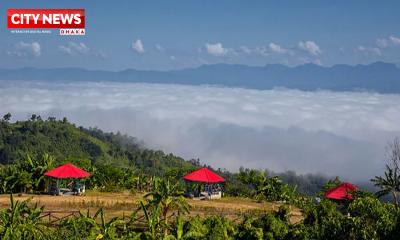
[0,192,303,223]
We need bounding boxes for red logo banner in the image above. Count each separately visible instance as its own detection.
[7,9,85,29]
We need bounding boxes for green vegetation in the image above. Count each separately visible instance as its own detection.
[238,169,297,202]
[0,114,327,197]
[0,114,195,176]
[371,137,400,208]
[1,186,400,239]
[1,113,400,239]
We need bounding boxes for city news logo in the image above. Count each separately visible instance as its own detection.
[7,9,85,35]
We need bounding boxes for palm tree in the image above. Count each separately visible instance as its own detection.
[372,165,400,207]
[372,138,400,208]
[144,177,190,237]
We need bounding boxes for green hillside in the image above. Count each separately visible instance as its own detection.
[0,113,330,196]
[0,114,195,175]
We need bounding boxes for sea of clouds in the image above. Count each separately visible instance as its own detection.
[1,80,400,180]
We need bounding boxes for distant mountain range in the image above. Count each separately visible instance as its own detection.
[1,61,399,93]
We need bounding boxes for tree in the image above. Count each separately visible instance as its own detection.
[348,196,398,239]
[238,169,296,202]
[2,113,11,122]
[372,137,400,207]
[322,177,342,193]
[30,114,37,121]
[16,154,55,193]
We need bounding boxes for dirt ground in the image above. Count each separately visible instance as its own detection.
[0,191,303,224]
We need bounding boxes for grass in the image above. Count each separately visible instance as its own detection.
[0,191,303,223]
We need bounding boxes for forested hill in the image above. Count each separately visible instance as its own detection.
[0,114,196,175]
[0,113,335,195]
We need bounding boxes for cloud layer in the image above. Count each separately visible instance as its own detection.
[1,81,399,180]
[298,41,321,56]
[7,41,41,57]
[132,39,145,53]
[59,42,90,55]
[205,43,228,57]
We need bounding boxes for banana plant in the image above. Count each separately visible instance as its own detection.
[59,209,97,240]
[163,214,207,240]
[140,200,162,240]
[0,194,47,240]
[93,208,126,239]
[144,177,190,237]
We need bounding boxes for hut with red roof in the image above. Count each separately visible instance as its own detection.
[44,163,90,196]
[182,167,225,199]
[325,182,358,201]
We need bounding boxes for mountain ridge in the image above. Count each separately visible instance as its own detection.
[1,62,399,93]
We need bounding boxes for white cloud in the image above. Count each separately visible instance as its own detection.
[8,41,41,57]
[240,46,252,54]
[197,57,209,64]
[29,42,41,57]
[155,44,164,52]
[376,38,389,48]
[131,39,145,53]
[1,81,399,180]
[95,51,108,59]
[205,42,228,56]
[59,42,90,55]
[375,36,400,49]
[269,42,287,54]
[254,46,268,56]
[313,59,322,65]
[390,36,400,46]
[357,45,381,56]
[298,41,321,56]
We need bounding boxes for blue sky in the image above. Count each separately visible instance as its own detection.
[1,0,400,70]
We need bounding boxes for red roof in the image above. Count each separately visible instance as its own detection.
[44,163,90,179]
[325,182,358,200]
[183,167,225,183]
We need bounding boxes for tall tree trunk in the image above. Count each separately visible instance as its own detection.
[392,191,399,208]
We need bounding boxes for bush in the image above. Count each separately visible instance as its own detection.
[348,196,399,239]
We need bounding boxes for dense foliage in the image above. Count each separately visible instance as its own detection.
[237,169,297,202]
[1,185,400,239]
[0,114,195,176]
